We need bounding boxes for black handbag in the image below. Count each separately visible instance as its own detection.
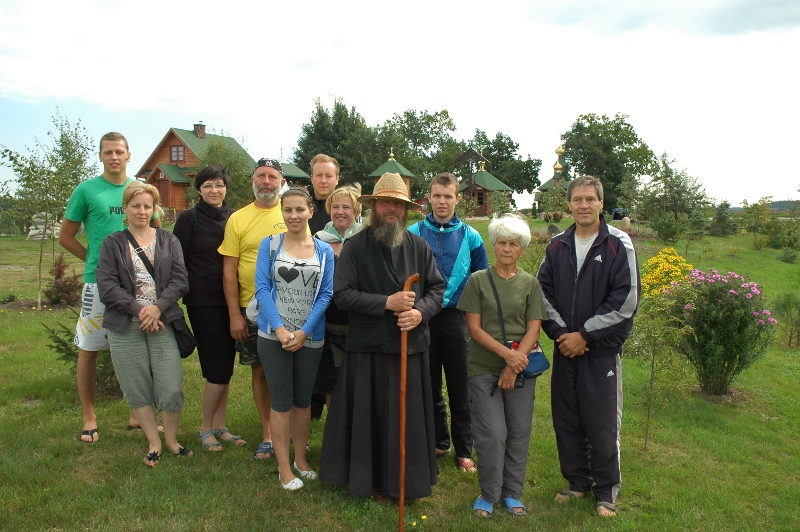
[123,229,196,358]
[486,267,550,379]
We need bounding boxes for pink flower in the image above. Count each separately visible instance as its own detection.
[741,283,749,288]
[729,290,738,296]
[759,320,765,325]
[763,310,771,316]
[685,304,692,310]
[684,313,690,318]
[746,293,753,299]
[752,289,761,295]
[753,311,760,317]
[769,317,777,324]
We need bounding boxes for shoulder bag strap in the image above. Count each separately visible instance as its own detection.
[486,268,507,345]
[123,229,156,279]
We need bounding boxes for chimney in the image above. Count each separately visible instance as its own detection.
[194,122,206,139]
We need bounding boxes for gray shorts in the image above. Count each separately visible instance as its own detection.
[236,307,261,366]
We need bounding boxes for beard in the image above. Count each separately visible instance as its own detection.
[252,181,279,204]
[371,211,408,249]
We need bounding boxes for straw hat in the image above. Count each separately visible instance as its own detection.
[358,172,421,208]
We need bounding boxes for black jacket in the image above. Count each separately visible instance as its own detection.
[334,227,445,354]
[537,216,640,356]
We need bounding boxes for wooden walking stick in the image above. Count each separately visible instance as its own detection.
[399,273,419,532]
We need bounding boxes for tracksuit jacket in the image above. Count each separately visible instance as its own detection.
[538,215,640,355]
[408,213,488,308]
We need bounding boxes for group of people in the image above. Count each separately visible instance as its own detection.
[60,131,640,518]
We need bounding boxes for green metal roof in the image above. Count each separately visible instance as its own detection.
[459,169,511,192]
[172,128,255,167]
[282,162,309,181]
[368,159,415,178]
[157,164,192,184]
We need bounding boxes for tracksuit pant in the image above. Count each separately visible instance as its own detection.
[551,350,623,504]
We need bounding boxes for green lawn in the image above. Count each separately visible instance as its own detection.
[0,228,798,531]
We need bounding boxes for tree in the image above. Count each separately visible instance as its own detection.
[1,111,96,308]
[707,201,738,236]
[562,113,656,211]
[378,109,464,198]
[293,98,380,188]
[193,135,255,210]
[469,130,541,196]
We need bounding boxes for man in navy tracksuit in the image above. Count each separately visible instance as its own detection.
[537,175,640,517]
[409,172,488,472]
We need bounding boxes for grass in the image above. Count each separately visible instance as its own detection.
[1,228,799,531]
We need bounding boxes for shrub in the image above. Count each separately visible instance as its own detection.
[779,247,797,264]
[42,309,121,396]
[640,247,693,298]
[773,292,800,348]
[668,269,776,395]
[651,212,686,243]
[407,210,424,221]
[44,253,82,306]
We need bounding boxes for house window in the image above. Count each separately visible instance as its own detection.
[477,191,485,205]
[170,145,184,162]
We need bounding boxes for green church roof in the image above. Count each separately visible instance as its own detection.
[459,169,511,192]
[368,159,415,178]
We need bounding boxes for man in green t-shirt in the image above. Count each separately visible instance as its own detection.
[59,132,160,443]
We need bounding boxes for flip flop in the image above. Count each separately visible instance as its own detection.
[253,441,274,460]
[503,497,526,516]
[143,450,160,467]
[79,428,98,443]
[554,488,586,503]
[473,497,493,518]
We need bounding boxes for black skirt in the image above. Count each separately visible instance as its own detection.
[319,350,438,499]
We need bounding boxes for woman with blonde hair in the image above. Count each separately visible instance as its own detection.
[311,184,363,407]
[96,181,192,467]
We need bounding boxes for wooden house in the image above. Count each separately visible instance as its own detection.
[135,123,255,220]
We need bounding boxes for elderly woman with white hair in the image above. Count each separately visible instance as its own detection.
[456,214,545,518]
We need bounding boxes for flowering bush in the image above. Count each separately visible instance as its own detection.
[641,247,693,298]
[669,269,776,395]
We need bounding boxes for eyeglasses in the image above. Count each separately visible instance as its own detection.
[200,183,227,191]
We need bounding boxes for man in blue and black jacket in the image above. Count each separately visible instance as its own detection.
[537,175,640,518]
[409,172,488,472]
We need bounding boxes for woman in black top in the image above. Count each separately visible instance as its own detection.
[173,166,245,452]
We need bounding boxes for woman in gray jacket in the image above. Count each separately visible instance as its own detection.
[96,181,192,467]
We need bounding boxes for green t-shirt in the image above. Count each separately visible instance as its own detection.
[63,176,134,283]
[457,265,545,377]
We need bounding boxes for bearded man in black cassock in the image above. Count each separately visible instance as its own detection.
[319,172,445,499]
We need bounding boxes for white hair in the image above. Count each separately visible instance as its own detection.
[488,214,531,248]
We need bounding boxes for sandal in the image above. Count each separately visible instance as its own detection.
[473,497,493,518]
[554,488,586,503]
[214,426,247,446]
[199,429,223,451]
[435,448,450,459]
[503,497,526,516]
[143,450,160,467]
[253,441,274,460]
[79,428,99,443]
[172,446,193,457]
[457,457,477,473]
[596,501,618,517]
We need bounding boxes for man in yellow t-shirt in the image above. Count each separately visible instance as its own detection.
[218,158,286,459]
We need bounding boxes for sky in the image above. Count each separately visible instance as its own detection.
[1,0,799,208]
